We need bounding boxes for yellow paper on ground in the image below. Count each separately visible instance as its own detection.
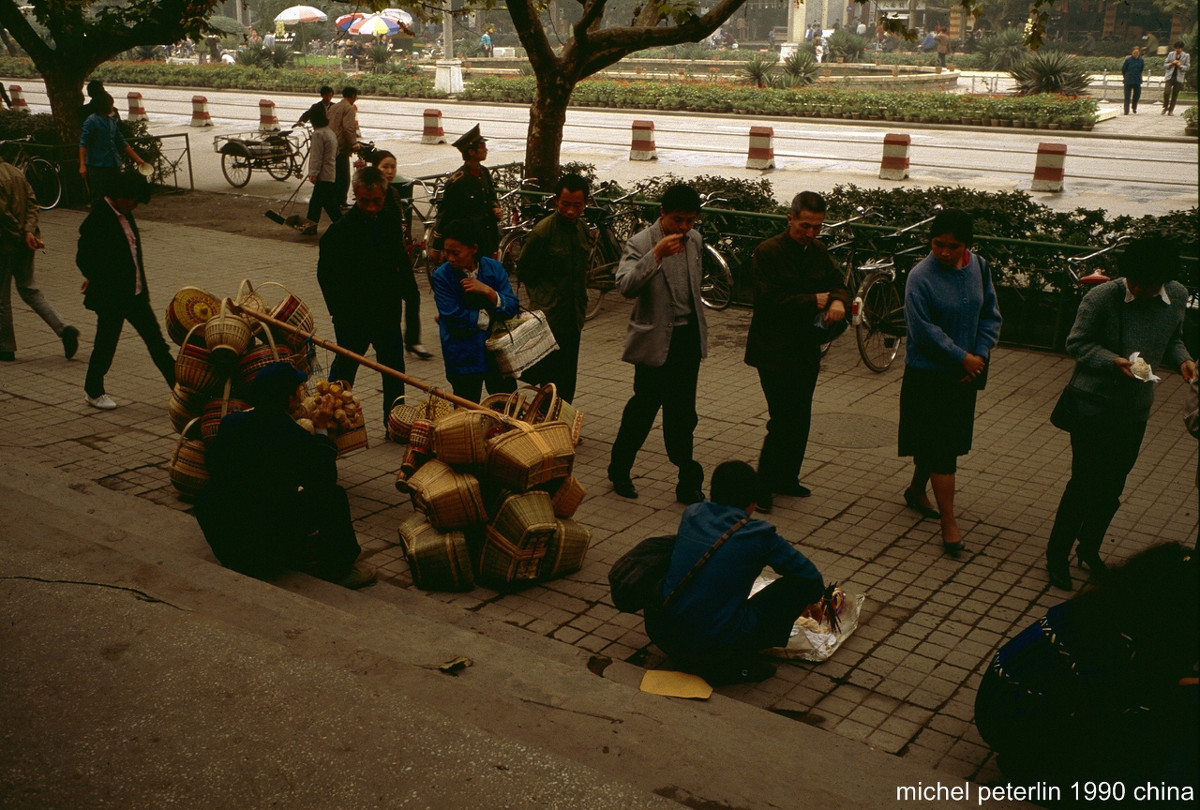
[639,669,713,700]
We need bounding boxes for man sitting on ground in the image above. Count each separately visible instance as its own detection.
[645,460,825,684]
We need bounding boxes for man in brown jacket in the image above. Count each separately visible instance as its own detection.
[326,86,360,207]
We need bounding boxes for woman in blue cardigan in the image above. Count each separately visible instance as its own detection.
[431,218,519,402]
[898,209,1002,557]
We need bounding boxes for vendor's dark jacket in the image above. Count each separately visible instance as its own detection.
[436,163,500,253]
[517,212,590,340]
[745,231,850,369]
[317,204,413,331]
[76,200,149,313]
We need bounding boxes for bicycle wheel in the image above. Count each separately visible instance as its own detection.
[700,245,733,310]
[585,260,614,321]
[855,272,905,373]
[24,158,61,210]
[221,153,252,188]
[266,156,293,181]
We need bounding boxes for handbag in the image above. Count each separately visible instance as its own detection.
[608,516,751,614]
[1050,385,1112,432]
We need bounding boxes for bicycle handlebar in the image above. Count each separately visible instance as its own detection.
[1066,235,1130,264]
[885,204,943,239]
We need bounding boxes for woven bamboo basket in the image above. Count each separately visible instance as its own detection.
[432,409,509,468]
[407,417,436,454]
[408,459,487,531]
[485,421,575,492]
[394,445,431,493]
[234,279,267,330]
[169,418,208,498]
[397,513,476,592]
[479,489,558,589]
[261,281,314,350]
[174,324,221,393]
[203,299,252,364]
[200,381,251,445]
[538,518,592,581]
[165,286,220,346]
[545,475,586,519]
[168,384,205,434]
[478,531,548,589]
[333,421,369,456]
[485,310,559,378]
[388,396,452,444]
[524,382,584,446]
[237,327,293,388]
[480,392,513,414]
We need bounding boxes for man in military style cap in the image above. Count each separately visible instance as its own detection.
[433,124,502,258]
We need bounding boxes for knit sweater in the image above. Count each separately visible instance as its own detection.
[1064,278,1192,422]
[903,250,1003,373]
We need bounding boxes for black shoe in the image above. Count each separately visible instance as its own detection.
[675,487,705,505]
[904,488,941,520]
[756,489,773,513]
[1077,551,1109,578]
[0,350,13,362]
[1046,562,1073,591]
[608,469,638,499]
[700,660,776,686]
[61,326,79,360]
[942,540,966,558]
[775,481,811,498]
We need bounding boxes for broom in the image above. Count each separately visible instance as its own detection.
[265,177,307,225]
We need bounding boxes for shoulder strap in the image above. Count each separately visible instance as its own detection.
[662,516,751,608]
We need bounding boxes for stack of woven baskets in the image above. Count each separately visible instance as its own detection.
[166,279,357,499]
[396,404,590,593]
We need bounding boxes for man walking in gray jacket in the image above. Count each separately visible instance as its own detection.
[608,184,708,504]
[1162,41,1190,115]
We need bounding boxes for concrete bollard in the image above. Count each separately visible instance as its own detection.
[8,85,28,112]
[189,95,213,128]
[629,120,657,161]
[258,99,280,133]
[421,109,446,145]
[127,92,148,122]
[746,126,775,170]
[879,133,911,180]
[1031,142,1067,192]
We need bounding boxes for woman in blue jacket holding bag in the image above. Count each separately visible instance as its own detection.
[431,218,519,402]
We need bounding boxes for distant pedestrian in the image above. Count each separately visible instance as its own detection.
[934,26,951,67]
[1162,41,1189,115]
[479,28,493,57]
[294,85,334,128]
[899,209,1002,558]
[76,174,175,411]
[0,155,78,363]
[77,93,147,204]
[326,86,361,207]
[300,105,340,235]
[1121,46,1144,114]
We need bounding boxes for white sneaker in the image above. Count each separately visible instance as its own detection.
[86,394,117,410]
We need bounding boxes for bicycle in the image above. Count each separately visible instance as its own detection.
[398,177,444,286]
[0,136,62,210]
[580,183,645,320]
[694,192,736,311]
[845,206,944,373]
[1066,234,1130,286]
[816,206,884,357]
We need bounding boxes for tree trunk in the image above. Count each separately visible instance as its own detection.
[42,67,88,146]
[523,76,575,190]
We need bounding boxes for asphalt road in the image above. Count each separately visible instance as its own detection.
[7,77,1197,217]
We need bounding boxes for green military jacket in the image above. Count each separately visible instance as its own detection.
[517,212,591,339]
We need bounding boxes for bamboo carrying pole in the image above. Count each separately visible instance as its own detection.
[226,300,486,412]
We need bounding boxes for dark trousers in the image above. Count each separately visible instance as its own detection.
[1163,81,1182,113]
[610,321,703,489]
[446,370,516,404]
[403,286,422,349]
[306,180,342,226]
[334,152,350,207]
[1123,83,1141,113]
[646,575,818,662]
[86,166,120,204]
[756,363,819,490]
[85,297,176,398]
[521,329,581,403]
[1047,420,1147,563]
[328,321,406,427]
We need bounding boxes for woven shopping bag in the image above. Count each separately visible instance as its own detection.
[485,310,558,378]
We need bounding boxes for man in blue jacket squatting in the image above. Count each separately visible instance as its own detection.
[645,460,825,684]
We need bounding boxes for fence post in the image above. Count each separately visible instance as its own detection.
[746,126,775,170]
[8,85,28,112]
[630,120,657,161]
[421,109,446,145]
[879,133,911,180]
[127,92,148,122]
[190,95,213,127]
[1031,142,1067,192]
[258,99,280,133]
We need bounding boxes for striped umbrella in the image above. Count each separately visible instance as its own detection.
[350,14,403,37]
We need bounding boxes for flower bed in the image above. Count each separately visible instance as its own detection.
[461,75,1099,126]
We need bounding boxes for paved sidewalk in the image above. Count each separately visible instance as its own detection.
[3,205,1197,787]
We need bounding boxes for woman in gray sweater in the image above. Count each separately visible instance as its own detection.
[1046,237,1196,590]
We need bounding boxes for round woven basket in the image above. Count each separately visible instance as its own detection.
[165,286,220,346]
[204,299,253,364]
[237,327,293,388]
[169,419,209,498]
[200,381,251,445]
[262,281,314,350]
[168,384,205,434]
[175,324,222,393]
[388,396,453,444]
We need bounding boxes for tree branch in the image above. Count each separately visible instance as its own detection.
[580,0,746,76]
[507,0,558,75]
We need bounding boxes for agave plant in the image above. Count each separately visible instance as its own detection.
[368,42,392,73]
[270,43,292,68]
[978,28,1027,71]
[827,30,867,62]
[1010,50,1089,96]
[741,53,778,88]
[234,42,272,68]
[781,50,818,84]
